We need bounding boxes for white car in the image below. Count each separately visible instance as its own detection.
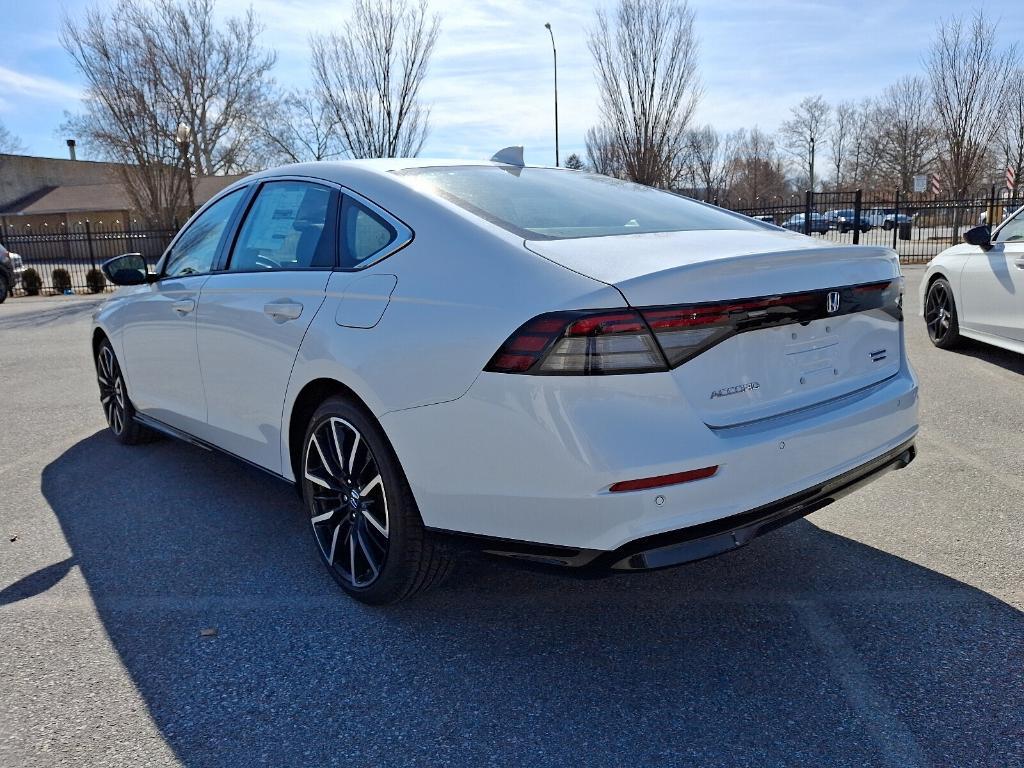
[921,205,1024,352]
[93,156,919,604]
[862,209,912,230]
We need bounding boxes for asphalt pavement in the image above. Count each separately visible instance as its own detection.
[1,268,1022,767]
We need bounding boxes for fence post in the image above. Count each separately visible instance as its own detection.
[852,189,862,245]
[803,189,812,235]
[85,220,97,271]
[892,189,900,250]
[989,183,997,225]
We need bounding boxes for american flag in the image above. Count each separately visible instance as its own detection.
[1008,166,1017,192]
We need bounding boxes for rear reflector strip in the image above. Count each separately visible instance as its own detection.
[609,465,719,493]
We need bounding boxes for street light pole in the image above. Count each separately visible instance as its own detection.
[544,22,559,167]
[175,121,196,216]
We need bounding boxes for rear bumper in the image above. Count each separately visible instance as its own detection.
[431,438,916,574]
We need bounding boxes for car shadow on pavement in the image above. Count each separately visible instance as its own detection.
[0,299,102,330]
[35,431,1024,767]
[952,338,1024,375]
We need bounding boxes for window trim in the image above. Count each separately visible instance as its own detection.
[156,185,253,281]
[218,178,341,274]
[336,187,414,271]
[993,203,1024,244]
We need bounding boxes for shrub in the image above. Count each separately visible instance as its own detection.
[85,268,106,294]
[52,268,72,293]
[21,268,42,296]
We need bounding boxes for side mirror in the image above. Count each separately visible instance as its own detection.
[963,225,992,248]
[101,253,152,286]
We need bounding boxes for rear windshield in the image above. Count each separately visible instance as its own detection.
[394,166,764,240]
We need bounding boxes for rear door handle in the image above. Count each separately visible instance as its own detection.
[1014,260,1024,269]
[264,300,304,322]
[172,299,195,315]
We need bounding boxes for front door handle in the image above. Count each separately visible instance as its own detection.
[264,300,304,322]
[172,298,195,315]
[1014,260,1024,270]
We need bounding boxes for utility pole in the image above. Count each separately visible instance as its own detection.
[544,22,559,167]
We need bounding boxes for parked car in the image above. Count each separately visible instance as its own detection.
[93,155,919,604]
[781,212,829,234]
[751,214,776,225]
[921,205,1024,353]
[822,209,872,234]
[862,209,913,230]
[0,243,25,304]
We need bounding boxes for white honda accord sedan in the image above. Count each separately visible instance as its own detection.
[93,156,919,604]
[921,205,1024,353]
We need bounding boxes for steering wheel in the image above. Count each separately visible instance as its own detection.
[253,254,278,270]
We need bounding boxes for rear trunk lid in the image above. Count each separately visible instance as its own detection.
[525,230,903,427]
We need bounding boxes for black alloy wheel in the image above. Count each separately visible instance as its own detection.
[300,397,453,604]
[95,340,152,444]
[924,278,961,349]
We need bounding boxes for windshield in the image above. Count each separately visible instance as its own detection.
[394,166,764,240]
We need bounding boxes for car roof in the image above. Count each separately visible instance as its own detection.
[246,157,558,183]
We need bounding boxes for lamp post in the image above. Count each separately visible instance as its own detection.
[175,121,196,216]
[544,22,559,167]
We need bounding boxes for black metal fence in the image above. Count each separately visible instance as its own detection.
[2,222,175,295]
[719,189,1022,264]
[2,189,1021,298]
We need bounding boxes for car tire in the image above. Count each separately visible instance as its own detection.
[300,396,454,605]
[0,274,8,304]
[95,339,155,444]
[882,221,893,231]
[924,277,961,349]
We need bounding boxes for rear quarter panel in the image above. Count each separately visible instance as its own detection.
[281,191,624,480]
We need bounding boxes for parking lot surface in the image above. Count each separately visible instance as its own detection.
[1,269,1022,767]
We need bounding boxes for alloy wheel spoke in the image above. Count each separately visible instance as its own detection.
[362,508,387,537]
[357,530,380,578]
[327,523,341,565]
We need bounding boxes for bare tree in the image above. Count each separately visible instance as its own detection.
[588,0,701,187]
[254,90,341,164]
[148,0,277,175]
[0,121,26,154]
[999,72,1024,197]
[844,98,876,191]
[683,124,731,201]
[828,101,857,188]
[61,0,276,226]
[779,95,830,191]
[563,153,585,170]
[867,76,938,193]
[585,125,623,177]
[927,10,1019,201]
[311,0,440,158]
[728,127,789,205]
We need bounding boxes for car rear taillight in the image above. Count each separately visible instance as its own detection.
[485,310,668,375]
[485,280,901,376]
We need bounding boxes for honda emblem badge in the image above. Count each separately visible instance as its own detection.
[826,291,840,313]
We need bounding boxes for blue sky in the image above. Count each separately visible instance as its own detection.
[2,0,1021,164]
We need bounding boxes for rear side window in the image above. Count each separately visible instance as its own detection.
[395,166,763,240]
[229,181,337,271]
[340,197,397,268]
[164,188,244,278]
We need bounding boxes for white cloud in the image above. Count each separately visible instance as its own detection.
[0,66,82,104]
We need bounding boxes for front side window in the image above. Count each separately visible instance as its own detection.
[229,181,336,271]
[163,188,244,278]
[395,166,763,240]
[996,208,1024,243]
